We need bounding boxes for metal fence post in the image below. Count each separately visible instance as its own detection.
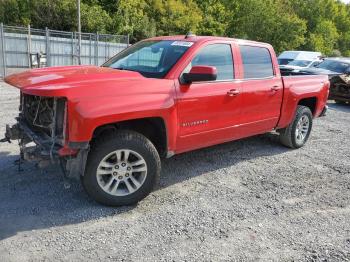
[71,32,75,64]
[127,34,129,46]
[95,32,99,66]
[105,39,107,61]
[107,39,110,60]
[45,27,50,67]
[89,34,92,65]
[27,24,31,68]
[77,31,81,65]
[77,0,82,65]
[0,23,7,77]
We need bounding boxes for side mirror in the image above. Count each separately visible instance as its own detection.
[182,66,217,84]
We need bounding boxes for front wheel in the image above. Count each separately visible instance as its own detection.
[279,105,313,149]
[83,130,161,206]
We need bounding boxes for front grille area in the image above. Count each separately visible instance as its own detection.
[21,93,66,143]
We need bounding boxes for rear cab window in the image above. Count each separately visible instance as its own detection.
[239,45,274,79]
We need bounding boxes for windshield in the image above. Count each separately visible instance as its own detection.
[315,60,350,73]
[287,60,312,67]
[103,40,193,78]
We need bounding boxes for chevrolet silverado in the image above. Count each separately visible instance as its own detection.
[2,35,329,206]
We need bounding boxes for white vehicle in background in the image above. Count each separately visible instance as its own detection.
[278,51,323,73]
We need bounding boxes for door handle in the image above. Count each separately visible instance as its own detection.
[271,85,280,91]
[227,89,240,96]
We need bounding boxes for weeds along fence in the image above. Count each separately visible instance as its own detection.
[0,23,129,78]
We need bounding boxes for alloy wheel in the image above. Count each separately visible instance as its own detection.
[295,115,310,144]
[96,149,148,196]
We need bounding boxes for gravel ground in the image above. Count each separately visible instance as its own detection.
[0,80,350,262]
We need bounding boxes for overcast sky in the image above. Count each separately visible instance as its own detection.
[341,0,350,3]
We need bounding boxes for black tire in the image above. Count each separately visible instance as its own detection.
[83,130,161,206]
[279,105,313,149]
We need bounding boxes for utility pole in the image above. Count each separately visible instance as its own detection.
[77,0,82,65]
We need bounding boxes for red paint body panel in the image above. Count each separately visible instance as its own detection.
[277,75,329,128]
[4,36,329,156]
[189,65,217,75]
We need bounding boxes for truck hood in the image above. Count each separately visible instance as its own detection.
[4,65,174,100]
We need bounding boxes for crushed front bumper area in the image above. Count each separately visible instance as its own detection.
[2,119,89,179]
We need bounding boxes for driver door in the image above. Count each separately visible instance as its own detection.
[175,43,243,153]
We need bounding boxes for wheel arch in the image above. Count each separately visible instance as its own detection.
[297,97,317,116]
[91,117,168,158]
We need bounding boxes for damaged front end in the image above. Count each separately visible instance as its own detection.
[2,93,89,179]
[329,74,350,103]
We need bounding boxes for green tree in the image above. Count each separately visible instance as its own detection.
[333,3,350,56]
[149,0,203,36]
[0,0,30,26]
[81,3,112,33]
[290,0,350,55]
[194,0,230,36]
[308,20,339,55]
[112,0,157,43]
[225,0,306,53]
[1,0,350,55]
[27,0,77,31]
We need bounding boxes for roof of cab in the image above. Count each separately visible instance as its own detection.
[147,35,272,47]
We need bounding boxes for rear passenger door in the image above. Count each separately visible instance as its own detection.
[238,45,283,134]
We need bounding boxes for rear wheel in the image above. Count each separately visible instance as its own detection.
[279,105,313,149]
[83,130,161,206]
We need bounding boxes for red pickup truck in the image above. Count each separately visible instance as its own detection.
[3,35,329,206]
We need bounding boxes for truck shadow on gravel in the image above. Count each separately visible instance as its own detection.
[0,133,287,240]
[328,102,350,113]
[160,133,288,189]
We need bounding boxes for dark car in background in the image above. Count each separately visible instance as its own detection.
[300,58,350,104]
[300,58,350,76]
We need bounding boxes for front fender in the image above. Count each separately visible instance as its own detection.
[66,94,177,148]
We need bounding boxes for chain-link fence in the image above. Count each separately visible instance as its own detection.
[0,23,129,78]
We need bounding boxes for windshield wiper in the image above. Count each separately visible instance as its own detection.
[113,67,138,72]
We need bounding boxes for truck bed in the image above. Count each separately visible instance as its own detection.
[277,74,329,129]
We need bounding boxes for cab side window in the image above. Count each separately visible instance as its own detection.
[185,44,234,81]
[239,45,274,79]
